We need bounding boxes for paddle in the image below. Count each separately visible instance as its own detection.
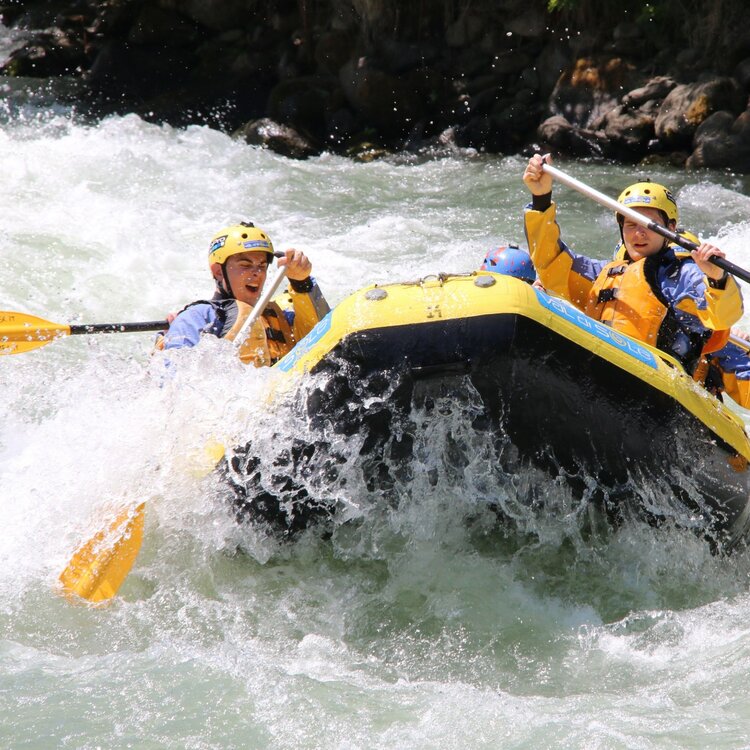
[233,266,288,349]
[730,334,750,353]
[0,310,168,356]
[1,251,288,356]
[541,162,750,285]
[58,503,145,603]
[58,265,290,603]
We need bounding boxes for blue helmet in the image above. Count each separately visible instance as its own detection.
[480,244,536,281]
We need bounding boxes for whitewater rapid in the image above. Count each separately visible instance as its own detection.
[4,108,750,748]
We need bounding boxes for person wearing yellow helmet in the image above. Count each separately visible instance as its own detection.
[159,221,329,366]
[522,153,743,373]
[694,328,750,410]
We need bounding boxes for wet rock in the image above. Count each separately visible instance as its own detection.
[536,114,609,158]
[4,0,750,170]
[655,77,745,149]
[233,117,320,159]
[346,141,390,161]
[601,104,655,159]
[268,75,340,140]
[454,115,496,151]
[622,76,676,108]
[639,151,689,168]
[1,27,90,77]
[687,109,750,172]
[537,114,572,148]
[549,57,644,129]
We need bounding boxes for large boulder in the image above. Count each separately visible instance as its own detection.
[548,56,644,129]
[233,117,320,159]
[1,27,91,77]
[655,77,745,149]
[601,104,655,159]
[267,75,340,141]
[621,76,676,108]
[687,109,750,173]
[536,114,609,157]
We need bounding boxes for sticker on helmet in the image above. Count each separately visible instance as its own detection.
[209,235,227,254]
[624,195,651,205]
[243,240,271,250]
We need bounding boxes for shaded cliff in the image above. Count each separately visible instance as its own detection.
[2,0,750,169]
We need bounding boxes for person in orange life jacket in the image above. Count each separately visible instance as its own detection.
[660,230,750,408]
[610,227,750,408]
[696,327,750,408]
[159,222,330,366]
[480,244,546,290]
[522,153,743,373]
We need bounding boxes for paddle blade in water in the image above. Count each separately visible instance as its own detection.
[58,502,146,603]
[0,310,70,355]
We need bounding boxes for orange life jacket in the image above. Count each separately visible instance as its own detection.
[584,251,713,371]
[232,302,297,367]
[155,297,298,367]
[585,257,666,347]
[223,300,296,367]
[608,243,730,357]
[702,328,731,355]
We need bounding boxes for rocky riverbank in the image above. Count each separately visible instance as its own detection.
[2,0,750,170]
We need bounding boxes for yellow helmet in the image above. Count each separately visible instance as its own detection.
[208,222,274,265]
[678,229,700,246]
[617,181,678,224]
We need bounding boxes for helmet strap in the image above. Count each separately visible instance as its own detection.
[218,264,234,298]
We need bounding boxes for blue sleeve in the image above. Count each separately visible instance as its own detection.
[713,342,750,379]
[563,239,607,282]
[656,262,711,335]
[163,304,218,350]
[658,262,708,311]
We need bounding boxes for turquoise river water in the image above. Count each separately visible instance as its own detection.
[4,86,750,749]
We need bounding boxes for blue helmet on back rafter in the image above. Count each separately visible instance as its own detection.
[480,244,536,281]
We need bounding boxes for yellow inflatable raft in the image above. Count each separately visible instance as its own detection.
[222,272,750,550]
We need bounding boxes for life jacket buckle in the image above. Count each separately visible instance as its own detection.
[265,327,287,343]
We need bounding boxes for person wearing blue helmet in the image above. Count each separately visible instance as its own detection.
[480,244,540,286]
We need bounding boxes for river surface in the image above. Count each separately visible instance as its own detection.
[4,86,750,749]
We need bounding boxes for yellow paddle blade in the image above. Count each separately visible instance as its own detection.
[0,310,70,355]
[58,502,146,603]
